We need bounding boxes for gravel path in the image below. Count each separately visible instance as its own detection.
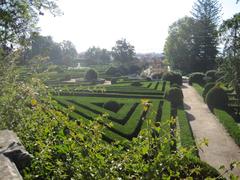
[182,83,240,177]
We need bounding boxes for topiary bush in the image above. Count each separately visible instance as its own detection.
[166,87,184,107]
[103,101,120,112]
[162,72,182,86]
[206,86,229,111]
[131,81,142,86]
[189,72,205,86]
[202,82,215,100]
[204,70,218,83]
[85,69,98,81]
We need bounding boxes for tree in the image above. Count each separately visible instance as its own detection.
[191,0,221,72]
[0,0,60,48]
[60,40,78,66]
[84,46,111,65]
[164,17,198,74]
[112,39,136,64]
[23,34,78,66]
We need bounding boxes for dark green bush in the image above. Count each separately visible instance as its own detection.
[131,81,142,86]
[103,101,120,112]
[85,69,98,81]
[189,72,205,85]
[206,86,228,111]
[162,72,182,86]
[166,87,183,107]
[202,83,215,100]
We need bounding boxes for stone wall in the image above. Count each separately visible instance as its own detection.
[0,130,31,180]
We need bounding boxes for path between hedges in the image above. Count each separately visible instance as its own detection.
[182,83,240,177]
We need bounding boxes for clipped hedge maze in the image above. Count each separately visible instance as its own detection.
[54,81,171,141]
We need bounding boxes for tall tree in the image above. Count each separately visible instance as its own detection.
[164,17,198,74]
[112,39,136,64]
[191,0,221,71]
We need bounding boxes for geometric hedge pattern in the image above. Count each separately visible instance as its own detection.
[54,81,171,141]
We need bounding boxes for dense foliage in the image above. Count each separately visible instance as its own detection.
[0,0,60,47]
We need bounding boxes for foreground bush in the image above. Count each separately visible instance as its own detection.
[0,54,223,179]
[85,69,98,81]
[166,87,183,107]
[189,72,205,85]
[202,82,215,100]
[162,72,182,86]
[103,101,120,112]
[206,86,228,111]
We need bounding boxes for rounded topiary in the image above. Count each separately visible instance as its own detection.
[202,83,215,100]
[103,101,120,112]
[162,72,182,86]
[189,72,205,85]
[206,86,228,111]
[131,81,142,86]
[166,87,183,107]
[85,69,98,81]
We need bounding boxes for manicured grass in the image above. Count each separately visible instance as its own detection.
[193,83,204,96]
[214,109,240,145]
[177,108,197,155]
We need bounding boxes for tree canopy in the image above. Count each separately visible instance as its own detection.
[0,0,60,48]
[84,46,111,65]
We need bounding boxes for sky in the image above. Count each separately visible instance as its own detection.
[38,0,240,53]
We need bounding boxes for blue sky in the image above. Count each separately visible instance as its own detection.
[38,0,240,53]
